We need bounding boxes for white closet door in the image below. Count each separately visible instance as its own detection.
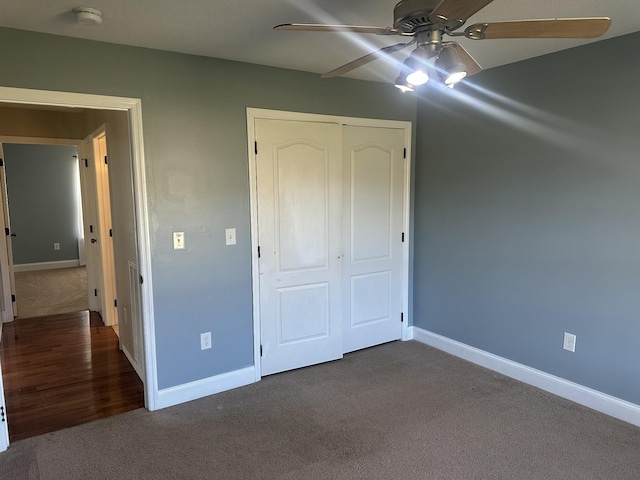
[342,126,405,353]
[256,119,343,376]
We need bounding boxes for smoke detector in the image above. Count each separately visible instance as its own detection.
[73,7,103,25]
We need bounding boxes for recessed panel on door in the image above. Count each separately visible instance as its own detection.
[278,283,329,344]
[276,143,329,273]
[351,272,390,327]
[352,147,393,263]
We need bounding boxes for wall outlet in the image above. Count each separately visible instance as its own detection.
[200,332,212,350]
[173,232,185,250]
[563,332,577,352]
[53,242,60,251]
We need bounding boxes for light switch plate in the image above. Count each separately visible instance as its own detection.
[225,228,236,246]
[173,232,185,250]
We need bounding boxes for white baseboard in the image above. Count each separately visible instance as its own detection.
[13,260,80,272]
[154,366,257,410]
[411,327,640,428]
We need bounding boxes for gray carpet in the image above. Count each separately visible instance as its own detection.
[1,341,639,479]
[14,267,88,319]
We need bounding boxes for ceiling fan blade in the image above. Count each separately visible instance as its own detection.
[274,23,401,35]
[321,42,412,78]
[466,17,612,40]
[448,43,483,77]
[431,0,495,23]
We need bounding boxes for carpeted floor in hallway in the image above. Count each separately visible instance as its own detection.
[14,267,88,319]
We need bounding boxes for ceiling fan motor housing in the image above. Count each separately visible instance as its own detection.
[394,0,466,33]
[393,0,442,32]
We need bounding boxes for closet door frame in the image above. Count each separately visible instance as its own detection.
[246,108,413,381]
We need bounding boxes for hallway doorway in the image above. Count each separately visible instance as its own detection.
[0,129,136,441]
[0,87,156,451]
[1,141,89,320]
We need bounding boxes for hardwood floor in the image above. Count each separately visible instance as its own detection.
[0,311,144,442]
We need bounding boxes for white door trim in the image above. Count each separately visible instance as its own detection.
[0,87,158,420]
[246,107,412,382]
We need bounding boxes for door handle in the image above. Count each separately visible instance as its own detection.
[91,238,98,243]
[10,232,16,237]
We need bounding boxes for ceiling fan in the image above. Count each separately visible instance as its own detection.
[274,0,611,91]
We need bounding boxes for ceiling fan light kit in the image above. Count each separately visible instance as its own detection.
[404,46,433,86]
[275,0,611,92]
[405,68,429,86]
[394,64,415,92]
[438,46,467,85]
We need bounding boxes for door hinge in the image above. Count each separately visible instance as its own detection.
[1,406,5,422]
[114,299,118,308]
[139,275,144,285]
[109,228,113,237]
[402,232,405,242]
[4,228,8,236]
[94,289,98,297]
[401,312,404,323]
[258,246,261,258]
[260,345,263,357]
[84,158,88,168]
[403,148,407,159]
[11,294,15,303]
[254,141,258,155]
[104,155,108,165]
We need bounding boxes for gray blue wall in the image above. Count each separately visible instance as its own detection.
[0,27,416,390]
[3,143,80,265]
[413,32,640,404]
[4,24,636,407]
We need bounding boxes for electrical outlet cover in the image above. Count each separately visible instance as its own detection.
[200,332,212,350]
[563,332,576,352]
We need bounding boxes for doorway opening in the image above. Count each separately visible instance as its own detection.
[0,87,157,452]
[1,141,87,320]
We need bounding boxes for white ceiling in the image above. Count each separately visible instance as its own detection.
[0,0,638,83]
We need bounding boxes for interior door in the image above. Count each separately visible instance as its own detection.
[78,136,103,315]
[256,119,343,376]
[93,132,118,327]
[342,126,405,353]
[0,144,17,318]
